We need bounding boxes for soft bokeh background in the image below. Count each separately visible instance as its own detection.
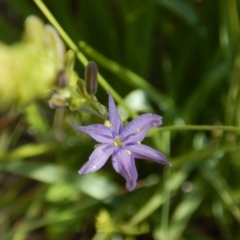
[1,0,240,239]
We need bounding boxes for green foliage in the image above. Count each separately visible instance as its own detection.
[0,0,240,239]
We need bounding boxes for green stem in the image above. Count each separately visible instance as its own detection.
[160,131,171,239]
[33,0,137,118]
[151,125,240,133]
[160,167,171,239]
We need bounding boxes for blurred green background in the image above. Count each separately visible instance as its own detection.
[0,0,240,239]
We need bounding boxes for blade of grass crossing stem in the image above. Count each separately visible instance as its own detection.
[167,178,206,240]
[129,163,195,226]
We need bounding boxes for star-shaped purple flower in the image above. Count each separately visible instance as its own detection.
[72,92,170,191]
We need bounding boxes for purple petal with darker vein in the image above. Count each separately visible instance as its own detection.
[79,144,113,174]
[108,91,123,135]
[121,114,162,143]
[127,144,169,165]
[112,148,138,191]
[72,121,113,143]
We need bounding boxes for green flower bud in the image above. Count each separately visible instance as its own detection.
[85,61,98,95]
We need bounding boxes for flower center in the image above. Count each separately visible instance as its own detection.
[114,137,122,147]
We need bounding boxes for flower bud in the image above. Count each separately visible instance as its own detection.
[57,70,69,88]
[85,61,98,95]
[48,93,68,108]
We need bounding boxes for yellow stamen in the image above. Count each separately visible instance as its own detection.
[104,120,112,128]
[137,141,141,145]
[136,128,140,133]
[126,150,131,155]
[114,141,118,146]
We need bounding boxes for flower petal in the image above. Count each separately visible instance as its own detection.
[122,114,162,143]
[72,121,113,143]
[112,147,138,191]
[127,144,169,165]
[108,91,123,135]
[79,144,113,174]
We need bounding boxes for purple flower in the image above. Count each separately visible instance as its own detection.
[72,92,170,191]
